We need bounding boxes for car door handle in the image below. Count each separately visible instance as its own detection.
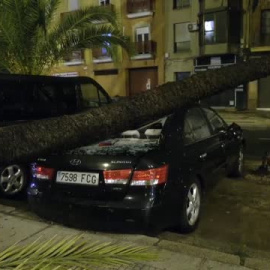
[199,153,207,159]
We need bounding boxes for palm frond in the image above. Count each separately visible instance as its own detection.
[60,5,119,30]
[0,1,132,74]
[47,24,132,60]
[0,0,45,73]
[43,0,61,28]
[0,235,158,270]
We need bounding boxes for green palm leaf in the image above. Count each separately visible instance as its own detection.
[0,235,158,269]
[0,0,132,75]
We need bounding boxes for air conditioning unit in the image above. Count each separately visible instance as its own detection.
[188,23,199,32]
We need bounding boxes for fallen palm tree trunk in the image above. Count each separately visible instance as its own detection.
[1,56,270,163]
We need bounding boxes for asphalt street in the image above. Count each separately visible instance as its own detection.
[244,128,270,159]
[218,110,270,159]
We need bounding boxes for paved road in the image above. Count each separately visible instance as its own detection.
[244,128,270,159]
[218,110,270,159]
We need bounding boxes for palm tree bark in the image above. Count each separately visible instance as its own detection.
[1,57,270,163]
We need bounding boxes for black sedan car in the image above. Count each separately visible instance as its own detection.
[28,105,244,233]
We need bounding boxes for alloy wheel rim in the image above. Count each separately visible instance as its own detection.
[0,165,24,195]
[186,183,201,226]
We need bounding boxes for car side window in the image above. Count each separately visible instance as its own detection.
[0,82,24,120]
[98,89,109,105]
[184,120,195,145]
[203,108,226,134]
[186,108,211,142]
[80,83,100,108]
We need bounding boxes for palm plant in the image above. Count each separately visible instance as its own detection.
[0,235,157,269]
[0,0,132,75]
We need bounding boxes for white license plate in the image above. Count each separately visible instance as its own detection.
[56,171,99,186]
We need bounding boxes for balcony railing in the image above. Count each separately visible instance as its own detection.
[98,3,114,12]
[131,40,156,59]
[127,0,154,18]
[61,4,114,24]
[92,48,112,63]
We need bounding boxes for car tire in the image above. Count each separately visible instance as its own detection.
[178,178,202,233]
[0,164,27,198]
[227,146,244,178]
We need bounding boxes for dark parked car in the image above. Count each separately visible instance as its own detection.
[0,73,111,198]
[28,105,244,233]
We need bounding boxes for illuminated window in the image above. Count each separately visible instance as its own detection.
[204,12,227,44]
[204,15,215,44]
[99,33,112,58]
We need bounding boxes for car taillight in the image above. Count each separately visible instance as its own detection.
[103,169,132,184]
[131,165,168,186]
[34,166,55,180]
[99,141,112,146]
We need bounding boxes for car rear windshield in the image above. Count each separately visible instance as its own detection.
[120,117,168,140]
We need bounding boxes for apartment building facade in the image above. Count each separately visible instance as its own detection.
[164,0,199,82]
[51,0,270,110]
[165,0,245,109]
[51,0,165,98]
[247,0,270,110]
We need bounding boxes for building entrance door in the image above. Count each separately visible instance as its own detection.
[129,67,158,96]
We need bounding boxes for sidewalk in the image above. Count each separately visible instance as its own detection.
[0,203,267,270]
[217,110,270,129]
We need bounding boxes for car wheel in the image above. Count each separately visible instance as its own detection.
[227,146,244,177]
[0,164,27,197]
[178,178,202,233]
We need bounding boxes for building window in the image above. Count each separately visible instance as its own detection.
[99,0,110,5]
[262,10,270,35]
[174,23,191,52]
[204,14,215,44]
[260,10,270,45]
[204,11,227,44]
[64,50,84,65]
[175,72,190,81]
[68,0,79,11]
[136,26,150,42]
[135,27,151,54]
[173,0,190,9]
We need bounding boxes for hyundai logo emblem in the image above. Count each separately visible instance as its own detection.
[70,159,81,166]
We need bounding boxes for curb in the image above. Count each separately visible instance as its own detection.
[157,240,241,266]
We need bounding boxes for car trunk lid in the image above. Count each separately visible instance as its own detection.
[36,138,160,201]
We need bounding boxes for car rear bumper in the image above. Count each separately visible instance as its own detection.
[28,188,169,232]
